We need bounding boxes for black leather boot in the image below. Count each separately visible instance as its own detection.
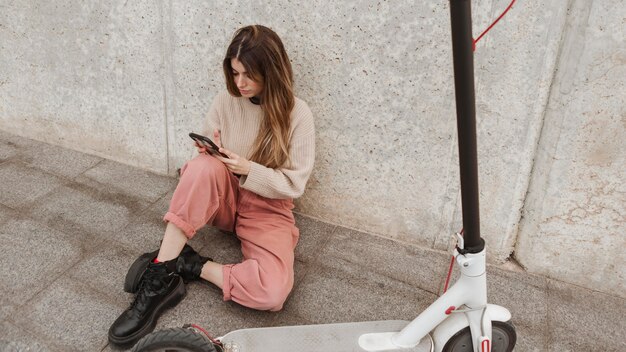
[109,261,186,347]
[124,244,210,293]
[175,250,210,281]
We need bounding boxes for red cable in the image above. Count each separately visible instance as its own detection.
[473,0,516,51]
[443,252,455,294]
[190,324,223,346]
[443,228,464,294]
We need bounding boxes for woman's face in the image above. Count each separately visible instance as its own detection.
[231,58,263,98]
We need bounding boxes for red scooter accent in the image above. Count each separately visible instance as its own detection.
[481,338,491,352]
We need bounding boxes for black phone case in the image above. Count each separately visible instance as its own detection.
[189,133,229,158]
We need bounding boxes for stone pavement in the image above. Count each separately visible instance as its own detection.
[0,130,624,352]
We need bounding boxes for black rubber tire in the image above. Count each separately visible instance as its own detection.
[131,327,219,352]
[124,249,159,293]
[442,320,516,352]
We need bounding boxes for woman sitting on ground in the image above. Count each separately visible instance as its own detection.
[108,24,315,347]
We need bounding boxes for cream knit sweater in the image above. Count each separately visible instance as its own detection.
[202,91,315,199]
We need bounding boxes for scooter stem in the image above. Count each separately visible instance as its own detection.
[449,0,484,253]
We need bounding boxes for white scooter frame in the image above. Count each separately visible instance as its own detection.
[217,1,516,351]
[217,235,512,352]
[358,234,512,352]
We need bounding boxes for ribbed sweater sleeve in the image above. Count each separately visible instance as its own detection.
[202,91,315,199]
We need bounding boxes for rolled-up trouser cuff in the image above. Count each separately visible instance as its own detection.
[163,212,197,238]
[222,264,234,301]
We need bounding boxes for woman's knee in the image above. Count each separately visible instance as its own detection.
[181,154,225,178]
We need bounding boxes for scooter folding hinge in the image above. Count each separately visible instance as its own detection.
[455,232,465,250]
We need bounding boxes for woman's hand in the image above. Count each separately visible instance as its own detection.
[212,129,252,176]
[194,141,207,154]
[215,147,251,175]
[193,128,220,154]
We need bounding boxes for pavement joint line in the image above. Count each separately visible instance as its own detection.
[11,153,90,184]
[69,176,154,213]
[9,276,121,352]
[9,248,93,319]
[21,205,118,255]
[17,179,75,214]
[0,159,77,213]
[66,273,131,310]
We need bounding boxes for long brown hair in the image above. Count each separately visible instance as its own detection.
[223,25,294,169]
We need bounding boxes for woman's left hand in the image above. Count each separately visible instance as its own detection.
[215,148,252,176]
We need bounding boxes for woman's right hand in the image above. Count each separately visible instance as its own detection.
[194,141,207,154]
[194,129,222,154]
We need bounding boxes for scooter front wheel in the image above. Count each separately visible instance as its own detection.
[131,327,220,352]
[442,320,516,352]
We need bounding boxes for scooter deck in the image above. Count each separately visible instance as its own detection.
[219,320,433,352]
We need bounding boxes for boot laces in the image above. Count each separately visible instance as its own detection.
[129,267,169,312]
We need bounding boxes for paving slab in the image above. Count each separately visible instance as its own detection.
[293,212,336,263]
[19,142,103,179]
[67,244,144,302]
[29,183,145,238]
[0,321,55,352]
[0,219,84,308]
[321,226,450,295]
[0,162,66,209]
[488,266,549,351]
[0,130,624,351]
[77,159,178,203]
[546,279,626,352]
[269,309,315,328]
[12,276,123,352]
[284,253,438,324]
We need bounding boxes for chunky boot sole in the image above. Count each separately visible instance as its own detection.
[124,249,159,293]
[109,275,186,347]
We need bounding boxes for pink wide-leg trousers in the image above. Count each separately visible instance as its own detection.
[163,154,299,311]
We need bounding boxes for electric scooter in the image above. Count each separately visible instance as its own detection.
[129,1,517,350]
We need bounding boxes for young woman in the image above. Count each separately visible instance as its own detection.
[109,25,315,347]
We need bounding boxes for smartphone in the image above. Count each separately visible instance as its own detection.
[189,132,229,158]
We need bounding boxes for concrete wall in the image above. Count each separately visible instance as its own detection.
[0,1,623,297]
[516,0,626,296]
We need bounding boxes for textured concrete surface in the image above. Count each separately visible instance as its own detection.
[0,133,624,351]
[0,1,168,172]
[0,0,624,322]
[516,0,626,297]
